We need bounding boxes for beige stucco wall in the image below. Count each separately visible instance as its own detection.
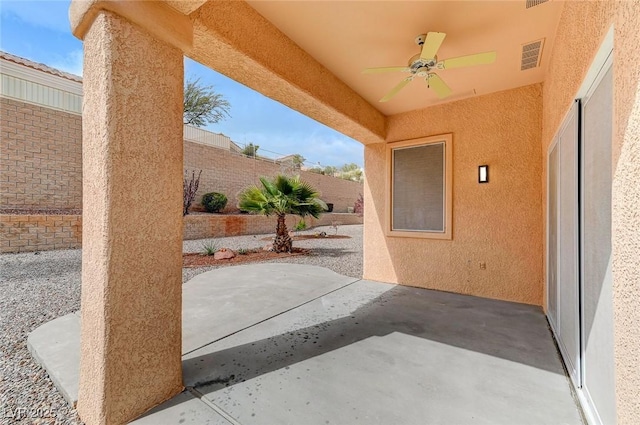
[77,11,184,425]
[540,2,640,423]
[364,84,543,306]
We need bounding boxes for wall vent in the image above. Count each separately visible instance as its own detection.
[526,0,549,9]
[521,39,545,70]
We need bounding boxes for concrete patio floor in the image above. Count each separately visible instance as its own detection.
[28,263,583,424]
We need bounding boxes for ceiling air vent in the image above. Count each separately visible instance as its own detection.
[521,39,545,70]
[526,0,549,9]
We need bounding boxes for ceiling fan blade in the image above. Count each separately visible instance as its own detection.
[440,51,497,69]
[362,66,411,74]
[380,77,413,102]
[427,73,452,99]
[420,32,446,60]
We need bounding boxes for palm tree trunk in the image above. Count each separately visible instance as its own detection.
[273,213,292,253]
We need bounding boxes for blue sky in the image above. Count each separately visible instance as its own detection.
[0,0,363,168]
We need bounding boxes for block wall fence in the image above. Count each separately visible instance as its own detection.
[1,97,363,253]
[184,140,363,213]
[0,97,83,210]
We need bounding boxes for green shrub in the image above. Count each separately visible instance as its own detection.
[202,192,228,213]
[202,241,218,256]
[295,219,307,231]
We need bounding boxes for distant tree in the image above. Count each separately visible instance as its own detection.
[242,143,260,157]
[338,163,363,182]
[308,166,325,175]
[323,165,338,176]
[183,77,231,127]
[340,163,360,172]
[291,154,306,169]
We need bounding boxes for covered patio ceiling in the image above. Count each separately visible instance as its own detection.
[247,0,564,115]
[71,1,564,144]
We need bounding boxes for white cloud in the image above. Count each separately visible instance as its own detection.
[49,49,83,77]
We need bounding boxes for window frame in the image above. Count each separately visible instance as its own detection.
[385,133,453,240]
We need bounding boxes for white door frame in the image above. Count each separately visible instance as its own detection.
[578,44,614,425]
[546,136,559,334]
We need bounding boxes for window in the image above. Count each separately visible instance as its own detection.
[386,134,452,239]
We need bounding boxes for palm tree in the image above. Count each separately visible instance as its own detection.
[238,175,327,253]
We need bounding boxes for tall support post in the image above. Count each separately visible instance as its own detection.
[77,10,184,425]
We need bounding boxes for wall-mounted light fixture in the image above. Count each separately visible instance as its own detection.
[478,165,489,183]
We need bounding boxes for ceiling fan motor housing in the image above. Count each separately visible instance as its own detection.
[409,54,437,73]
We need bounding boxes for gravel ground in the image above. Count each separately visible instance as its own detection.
[182,224,363,282]
[1,250,82,425]
[0,224,362,425]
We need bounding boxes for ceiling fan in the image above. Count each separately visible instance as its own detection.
[363,32,497,102]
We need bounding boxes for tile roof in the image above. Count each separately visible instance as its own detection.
[0,50,82,83]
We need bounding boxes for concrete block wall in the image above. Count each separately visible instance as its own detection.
[0,214,82,253]
[184,140,363,214]
[0,213,361,253]
[0,96,362,253]
[183,212,363,240]
[0,97,361,215]
[0,97,82,210]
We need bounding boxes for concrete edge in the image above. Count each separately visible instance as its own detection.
[27,265,362,410]
[27,312,81,407]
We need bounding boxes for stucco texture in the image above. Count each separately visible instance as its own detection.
[77,11,184,425]
[364,84,543,306]
[187,0,385,145]
[541,2,640,422]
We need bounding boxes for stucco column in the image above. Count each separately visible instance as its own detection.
[612,73,640,425]
[77,11,184,425]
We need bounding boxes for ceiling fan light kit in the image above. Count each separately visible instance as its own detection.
[363,32,497,102]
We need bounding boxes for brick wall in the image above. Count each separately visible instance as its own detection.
[1,97,362,253]
[183,212,363,240]
[184,141,363,213]
[0,97,82,210]
[0,213,361,253]
[0,214,82,253]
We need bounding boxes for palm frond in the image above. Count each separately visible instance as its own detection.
[238,185,274,215]
[260,177,279,198]
[275,174,295,196]
[293,180,320,202]
[239,174,327,220]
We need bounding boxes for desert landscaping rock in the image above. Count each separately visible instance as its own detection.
[213,248,235,260]
[0,224,362,424]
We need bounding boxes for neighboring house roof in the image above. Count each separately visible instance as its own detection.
[230,140,243,152]
[0,50,82,83]
[276,154,296,161]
